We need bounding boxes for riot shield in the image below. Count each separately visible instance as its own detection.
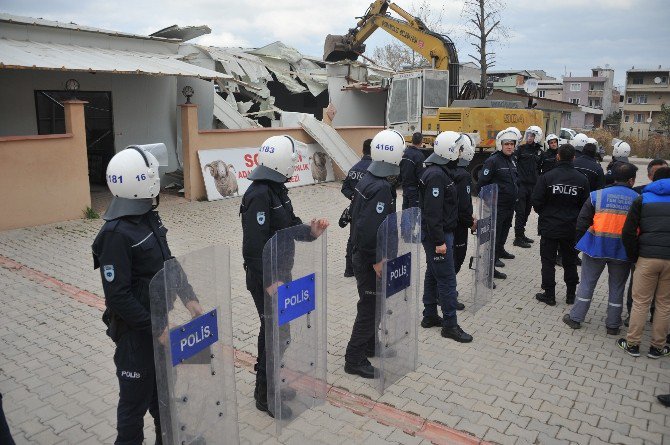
[469,184,498,312]
[150,245,239,445]
[375,207,421,394]
[263,225,328,435]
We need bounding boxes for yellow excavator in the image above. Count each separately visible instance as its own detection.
[324,0,544,177]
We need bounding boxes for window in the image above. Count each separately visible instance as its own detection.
[538,90,546,98]
[634,113,644,123]
[570,98,580,105]
[627,96,633,104]
[589,99,602,108]
[624,114,630,123]
[632,77,643,85]
[589,82,604,91]
[570,83,581,91]
[661,76,668,84]
[637,94,647,104]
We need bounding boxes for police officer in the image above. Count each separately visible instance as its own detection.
[531,144,590,306]
[345,129,402,378]
[513,126,543,248]
[240,135,328,417]
[399,132,427,210]
[341,139,373,277]
[92,144,202,445]
[477,128,521,280]
[419,131,473,342]
[447,134,475,278]
[574,138,605,191]
[540,133,559,174]
[605,140,632,185]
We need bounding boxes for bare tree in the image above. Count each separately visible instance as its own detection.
[462,0,508,97]
[370,0,451,71]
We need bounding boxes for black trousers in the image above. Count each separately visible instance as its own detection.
[514,184,534,236]
[540,236,578,296]
[453,226,468,274]
[345,225,354,274]
[345,252,378,365]
[114,331,160,445]
[495,206,514,260]
[246,263,268,388]
[0,394,15,445]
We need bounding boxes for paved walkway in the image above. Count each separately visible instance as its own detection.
[1,165,669,444]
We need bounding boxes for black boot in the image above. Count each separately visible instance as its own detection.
[344,359,376,379]
[522,234,534,243]
[535,291,556,306]
[566,285,576,305]
[500,250,515,259]
[513,237,531,248]
[494,269,507,279]
[421,314,443,328]
[255,380,293,419]
[495,259,505,268]
[441,325,473,343]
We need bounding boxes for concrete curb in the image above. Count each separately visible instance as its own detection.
[1,254,492,445]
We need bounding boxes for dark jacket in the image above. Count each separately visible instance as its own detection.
[400,145,427,209]
[350,172,397,264]
[514,143,543,185]
[574,153,605,191]
[477,151,519,207]
[341,155,372,200]
[622,178,670,261]
[92,211,194,336]
[605,159,628,185]
[419,164,459,245]
[531,160,590,238]
[540,148,558,175]
[446,162,474,229]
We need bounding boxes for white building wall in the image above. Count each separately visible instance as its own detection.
[327,65,387,127]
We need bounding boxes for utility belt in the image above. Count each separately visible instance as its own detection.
[102,308,129,343]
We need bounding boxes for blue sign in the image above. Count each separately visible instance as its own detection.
[170,309,219,366]
[277,273,316,326]
[386,252,412,298]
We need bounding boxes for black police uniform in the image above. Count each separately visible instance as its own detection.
[574,151,605,191]
[514,142,543,239]
[341,155,372,275]
[93,210,194,445]
[419,163,460,327]
[477,150,519,260]
[446,161,474,273]
[531,160,590,301]
[399,145,427,210]
[605,158,629,185]
[345,172,396,366]
[540,148,558,175]
[240,179,311,408]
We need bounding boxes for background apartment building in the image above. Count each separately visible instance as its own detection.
[562,67,617,130]
[621,66,670,139]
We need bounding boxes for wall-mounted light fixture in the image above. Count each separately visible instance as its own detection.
[65,78,80,99]
[182,85,194,104]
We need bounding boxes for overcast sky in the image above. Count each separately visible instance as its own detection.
[3,0,669,90]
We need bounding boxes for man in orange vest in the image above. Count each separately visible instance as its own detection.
[562,163,639,335]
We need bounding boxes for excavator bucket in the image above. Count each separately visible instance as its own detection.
[323,34,365,62]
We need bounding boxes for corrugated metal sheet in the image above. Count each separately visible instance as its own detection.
[212,92,258,129]
[0,38,230,80]
[299,114,359,172]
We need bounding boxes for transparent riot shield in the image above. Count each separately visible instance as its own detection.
[375,207,421,394]
[469,184,498,312]
[149,245,239,445]
[263,225,328,435]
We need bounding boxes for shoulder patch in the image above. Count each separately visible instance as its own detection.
[256,211,266,225]
[376,202,385,214]
[432,187,440,197]
[483,168,490,176]
[103,265,115,282]
[466,185,471,194]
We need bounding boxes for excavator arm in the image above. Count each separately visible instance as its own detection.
[324,0,460,101]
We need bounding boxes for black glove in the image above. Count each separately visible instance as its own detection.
[339,205,351,228]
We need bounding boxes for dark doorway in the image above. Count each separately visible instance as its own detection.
[35,91,115,184]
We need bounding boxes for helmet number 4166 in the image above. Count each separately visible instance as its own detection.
[376,144,394,151]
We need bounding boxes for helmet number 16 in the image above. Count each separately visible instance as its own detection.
[136,174,147,181]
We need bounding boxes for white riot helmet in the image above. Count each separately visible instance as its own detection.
[249,135,298,182]
[430,131,463,163]
[524,125,544,145]
[572,133,589,152]
[106,145,164,199]
[367,129,405,177]
[544,133,559,151]
[458,133,476,167]
[612,139,631,159]
[496,128,520,151]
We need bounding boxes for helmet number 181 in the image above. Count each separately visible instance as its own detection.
[107,175,123,183]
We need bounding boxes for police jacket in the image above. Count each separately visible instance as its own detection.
[514,143,542,185]
[622,178,670,261]
[420,164,459,245]
[341,155,372,200]
[605,159,628,185]
[531,160,590,239]
[400,145,427,209]
[477,151,519,207]
[574,153,605,191]
[540,149,558,175]
[446,162,474,230]
[92,211,194,335]
[350,172,396,264]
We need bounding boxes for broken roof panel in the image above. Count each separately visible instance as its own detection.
[150,24,211,42]
[248,41,303,64]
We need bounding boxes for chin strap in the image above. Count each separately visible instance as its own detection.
[152,195,160,209]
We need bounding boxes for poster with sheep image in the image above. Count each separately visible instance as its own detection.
[198,142,335,201]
